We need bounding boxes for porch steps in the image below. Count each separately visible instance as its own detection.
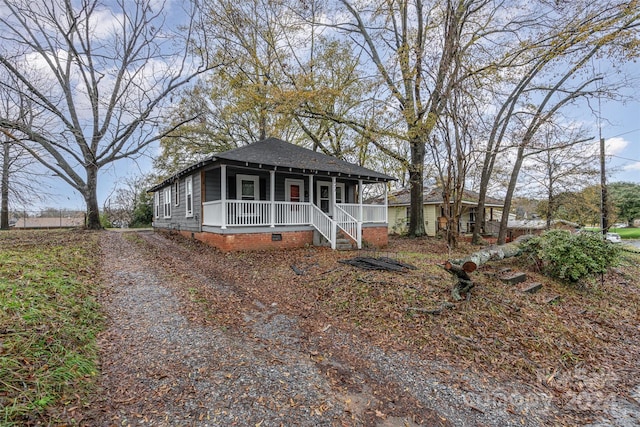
[312,230,356,250]
[336,237,355,251]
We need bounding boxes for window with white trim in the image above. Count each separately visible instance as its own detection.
[154,192,160,218]
[185,176,193,217]
[174,180,180,206]
[236,174,259,200]
[163,187,171,218]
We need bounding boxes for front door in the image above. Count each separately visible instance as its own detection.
[317,182,331,214]
[285,179,304,203]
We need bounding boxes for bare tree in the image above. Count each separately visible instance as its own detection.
[0,74,51,229]
[522,125,598,228]
[472,0,640,244]
[322,0,546,237]
[0,0,212,228]
[103,174,153,228]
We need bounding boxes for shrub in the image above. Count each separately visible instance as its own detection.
[521,230,621,283]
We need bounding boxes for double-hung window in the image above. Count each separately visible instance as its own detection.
[154,192,160,218]
[163,187,171,218]
[185,176,193,217]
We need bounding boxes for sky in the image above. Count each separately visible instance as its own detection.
[598,82,640,184]
[10,2,640,213]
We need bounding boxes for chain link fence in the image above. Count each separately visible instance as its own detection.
[8,210,85,229]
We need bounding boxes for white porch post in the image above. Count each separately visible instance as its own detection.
[384,182,388,223]
[270,170,275,227]
[308,174,314,224]
[358,179,363,222]
[221,164,227,229]
[331,176,336,216]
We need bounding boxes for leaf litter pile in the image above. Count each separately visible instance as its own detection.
[4,229,639,425]
[138,231,640,425]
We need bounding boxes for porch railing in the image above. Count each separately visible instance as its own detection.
[202,200,386,233]
[310,204,336,249]
[202,200,224,226]
[337,203,387,223]
[274,201,310,225]
[226,200,272,226]
[335,204,361,249]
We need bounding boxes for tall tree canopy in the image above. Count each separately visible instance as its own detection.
[152,0,640,240]
[609,182,640,226]
[0,0,212,228]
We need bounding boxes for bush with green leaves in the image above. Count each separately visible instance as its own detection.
[521,230,621,282]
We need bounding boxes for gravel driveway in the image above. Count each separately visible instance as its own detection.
[82,230,638,426]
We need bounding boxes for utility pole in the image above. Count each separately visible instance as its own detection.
[600,135,608,234]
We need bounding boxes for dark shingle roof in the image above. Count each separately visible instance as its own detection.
[216,138,394,180]
[149,137,395,192]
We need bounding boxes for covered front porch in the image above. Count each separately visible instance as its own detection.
[200,164,388,249]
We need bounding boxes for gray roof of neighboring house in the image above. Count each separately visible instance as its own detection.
[384,186,504,207]
[149,137,395,192]
[507,219,579,230]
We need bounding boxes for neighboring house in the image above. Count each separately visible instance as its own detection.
[383,186,506,236]
[148,137,395,252]
[506,219,579,241]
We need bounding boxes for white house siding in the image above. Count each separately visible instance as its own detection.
[388,206,408,234]
[424,205,438,236]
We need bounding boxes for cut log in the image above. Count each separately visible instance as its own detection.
[451,236,529,269]
[442,261,475,301]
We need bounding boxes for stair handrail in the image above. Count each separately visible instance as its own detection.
[310,204,336,249]
[334,204,361,249]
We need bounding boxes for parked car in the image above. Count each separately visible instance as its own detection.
[605,232,622,243]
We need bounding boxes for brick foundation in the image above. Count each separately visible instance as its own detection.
[178,229,314,252]
[362,226,388,248]
[169,226,388,252]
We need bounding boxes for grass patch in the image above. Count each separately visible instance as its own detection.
[609,227,640,239]
[584,226,640,239]
[0,230,103,426]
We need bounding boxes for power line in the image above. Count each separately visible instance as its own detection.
[608,128,640,139]
[610,154,640,163]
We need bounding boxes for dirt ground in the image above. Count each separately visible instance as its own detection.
[75,230,640,426]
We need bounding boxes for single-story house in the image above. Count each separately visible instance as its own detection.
[382,186,506,236]
[148,137,395,252]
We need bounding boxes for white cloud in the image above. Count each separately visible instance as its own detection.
[605,136,629,155]
[623,162,640,171]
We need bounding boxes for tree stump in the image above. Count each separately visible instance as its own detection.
[443,260,477,301]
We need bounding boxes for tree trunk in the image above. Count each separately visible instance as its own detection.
[408,136,426,237]
[1,140,9,230]
[497,144,526,244]
[84,164,102,230]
